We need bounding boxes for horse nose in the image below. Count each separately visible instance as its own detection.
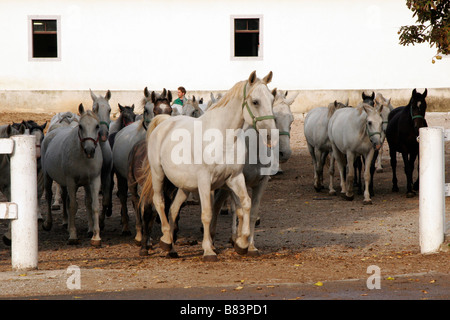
[84,146,96,158]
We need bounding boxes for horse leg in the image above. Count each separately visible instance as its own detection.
[211,189,231,241]
[363,149,375,204]
[307,144,320,191]
[51,182,61,210]
[344,152,355,201]
[332,145,347,195]
[389,148,399,192]
[328,153,337,196]
[116,174,131,236]
[353,156,363,195]
[152,174,171,251]
[402,152,415,197]
[88,177,102,246]
[226,173,251,256]
[376,145,384,173]
[139,204,156,256]
[197,180,218,261]
[61,187,68,228]
[67,184,79,245]
[247,176,269,256]
[412,151,420,192]
[43,173,53,231]
[317,150,328,191]
[369,149,379,197]
[165,188,188,258]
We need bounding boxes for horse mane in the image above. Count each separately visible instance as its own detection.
[138,114,171,210]
[208,79,250,110]
[80,110,99,122]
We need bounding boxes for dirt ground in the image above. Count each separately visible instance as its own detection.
[0,111,449,299]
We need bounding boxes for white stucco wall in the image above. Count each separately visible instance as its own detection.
[0,0,448,113]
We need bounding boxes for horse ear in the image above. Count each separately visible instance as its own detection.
[423,88,428,98]
[131,104,135,111]
[144,87,150,98]
[271,88,277,97]
[285,90,289,98]
[41,122,47,130]
[6,124,12,136]
[262,71,273,85]
[161,88,167,99]
[79,103,85,115]
[412,88,417,95]
[167,90,172,102]
[193,95,196,102]
[151,91,157,104]
[371,92,375,99]
[89,89,97,102]
[105,90,111,101]
[248,70,257,85]
[118,103,124,112]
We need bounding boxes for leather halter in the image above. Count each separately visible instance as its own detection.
[78,129,99,147]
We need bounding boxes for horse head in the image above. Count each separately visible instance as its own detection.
[90,89,112,142]
[242,70,277,147]
[152,89,173,116]
[183,96,204,118]
[374,93,393,133]
[78,104,100,159]
[272,89,296,163]
[362,91,375,106]
[409,88,428,136]
[118,103,136,128]
[360,103,384,151]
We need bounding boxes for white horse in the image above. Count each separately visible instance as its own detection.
[373,93,394,172]
[304,100,349,194]
[328,103,384,204]
[139,71,277,261]
[211,88,295,255]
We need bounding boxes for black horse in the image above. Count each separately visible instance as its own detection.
[386,88,428,197]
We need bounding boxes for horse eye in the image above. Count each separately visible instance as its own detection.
[96,124,100,129]
[368,121,372,126]
[252,100,259,106]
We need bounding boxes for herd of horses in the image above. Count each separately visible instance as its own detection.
[0,70,428,262]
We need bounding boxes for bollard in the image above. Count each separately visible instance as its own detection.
[10,135,38,270]
[419,127,445,254]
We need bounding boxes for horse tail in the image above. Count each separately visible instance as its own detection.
[138,114,171,210]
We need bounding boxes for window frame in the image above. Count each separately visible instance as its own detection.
[28,15,61,61]
[230,15,263,61]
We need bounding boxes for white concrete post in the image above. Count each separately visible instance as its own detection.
[10,135,38,270]
[419,127,445,254]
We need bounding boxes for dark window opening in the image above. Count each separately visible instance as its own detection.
[234,18,259,57]
[32,20,58,58]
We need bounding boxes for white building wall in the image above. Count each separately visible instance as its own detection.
[0,0,448,113]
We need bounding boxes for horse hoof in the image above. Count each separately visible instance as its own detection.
[134,239,142,247]
[376,168,383,173]
[166,251,179,259]
[90,240,102,247]
[247,250,260,257]
[363,199,373,205]
[341,193,354,201]
[139,249,149,257]
[159,240,172,252]
[203,254,219,262]
[220,209,229,215]
[255,218,261,227]
[392,186,399,192]
[314,185,323,192]
[234,243,248,255]
[329,190,337,196]
[406,192,416,198]
[121,230,132,237]
[68,239,80,245]
[51,204,60,211]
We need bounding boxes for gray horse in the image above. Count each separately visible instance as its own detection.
[90,89,114,219]
[41,104,104,246]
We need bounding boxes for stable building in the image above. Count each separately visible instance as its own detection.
[0,0,449,114]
